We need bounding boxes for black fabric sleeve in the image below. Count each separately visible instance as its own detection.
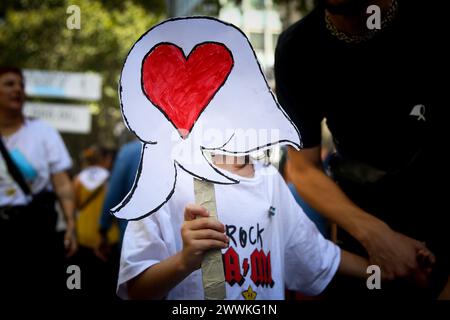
[274,27,324,149]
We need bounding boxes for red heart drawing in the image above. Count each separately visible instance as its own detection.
[141,42,234,139]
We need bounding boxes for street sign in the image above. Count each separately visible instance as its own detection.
[24,69,102,101]
[24,102,92,134]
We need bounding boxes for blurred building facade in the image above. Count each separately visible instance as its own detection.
[220,0,282,86]
[165,0,306,87]
[219,0,310,87]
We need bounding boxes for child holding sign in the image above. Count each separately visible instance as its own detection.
[117,155,372,300]
[114,17,434,300]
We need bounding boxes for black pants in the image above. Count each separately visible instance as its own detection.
[324,166,449,299]
[0,204,65,299]
[65,245,120,299]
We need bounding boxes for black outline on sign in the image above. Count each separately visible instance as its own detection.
[110,142,178,221]
[118,16,301,147]
[115,16,302,220]
[110,143,238,221]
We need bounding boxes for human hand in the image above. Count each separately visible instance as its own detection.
[94,235,112,262]
[411,247,435,288]
[180,204,229,272]
[64,226,78,258]
[359,219,432,280]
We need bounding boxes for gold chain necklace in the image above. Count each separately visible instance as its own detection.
[325,0,399,44]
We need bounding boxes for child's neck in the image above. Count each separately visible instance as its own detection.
[212,155,254,178]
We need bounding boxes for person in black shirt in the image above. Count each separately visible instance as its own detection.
[275,0,449,298]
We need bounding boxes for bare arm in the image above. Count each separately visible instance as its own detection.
[128,252,193,300]
[287,146,431,280]
[287,147,374,238]
[338,250,369,279]
[72,176,82,208]
[51,171,77,257]
[128,204,229,299]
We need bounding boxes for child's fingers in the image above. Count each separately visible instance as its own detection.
[417,247,435,263]
[428,251,436,265]
[423,250,436,265]
[188,217,225,233]
[190,229,229,243]
[194,239,229,251]
[417,248,436,272]
[415,241,434,256]
[184,203,209,221]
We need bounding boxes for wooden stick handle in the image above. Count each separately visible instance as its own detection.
[194,178,226,300]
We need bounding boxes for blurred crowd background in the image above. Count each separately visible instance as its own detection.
[0,0,318,173]
[1,0,327,299]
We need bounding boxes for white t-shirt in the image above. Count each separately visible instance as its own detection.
[118,161,340,300]
[0,118,72,206]
[78,166,109,191]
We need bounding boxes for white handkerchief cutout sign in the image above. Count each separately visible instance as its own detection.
[112,17,301,220]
